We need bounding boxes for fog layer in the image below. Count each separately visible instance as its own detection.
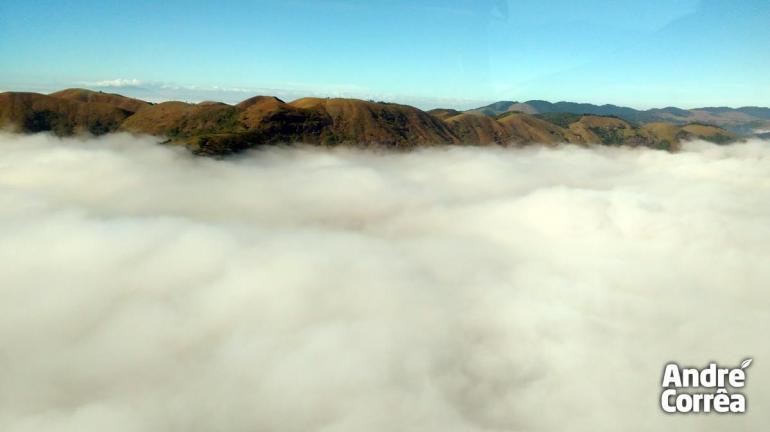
[1,133,769,431]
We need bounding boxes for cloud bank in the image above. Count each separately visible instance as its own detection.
[0,134,769,431]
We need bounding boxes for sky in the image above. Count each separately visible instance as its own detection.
[0,0,768,109]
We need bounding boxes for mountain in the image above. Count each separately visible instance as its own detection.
[426,108,462,120]
[0,91,134,135]
[467,101,519,116]
[469,100,770,135]
[0,88,736,155]
[49,88,150,113]
[467,100,654,123]
[289,97,458,146]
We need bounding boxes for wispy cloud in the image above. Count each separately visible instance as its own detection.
[87,78,145,88]
[71,78,488,109]
[1,76,490,110]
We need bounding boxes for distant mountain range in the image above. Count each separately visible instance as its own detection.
[467,100,770,135]
[0,88,742,156]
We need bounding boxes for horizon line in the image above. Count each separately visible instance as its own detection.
[3,85,769,113]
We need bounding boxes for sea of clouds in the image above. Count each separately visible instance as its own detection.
[1,133,769,431]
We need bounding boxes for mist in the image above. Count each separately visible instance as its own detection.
[1,133,769,431]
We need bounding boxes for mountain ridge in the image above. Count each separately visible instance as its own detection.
[0,88,738,156]
[467,99,770,135]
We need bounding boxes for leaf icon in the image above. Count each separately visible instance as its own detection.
[741,358,753,369]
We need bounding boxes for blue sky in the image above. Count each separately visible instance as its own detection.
[0,0,768,109]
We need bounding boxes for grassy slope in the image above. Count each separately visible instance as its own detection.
[0,92,132,135]
[50,88,150,113]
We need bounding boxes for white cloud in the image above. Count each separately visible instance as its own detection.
[68,78,487,109]
[0,134,769,431]
[86,78,145,88]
